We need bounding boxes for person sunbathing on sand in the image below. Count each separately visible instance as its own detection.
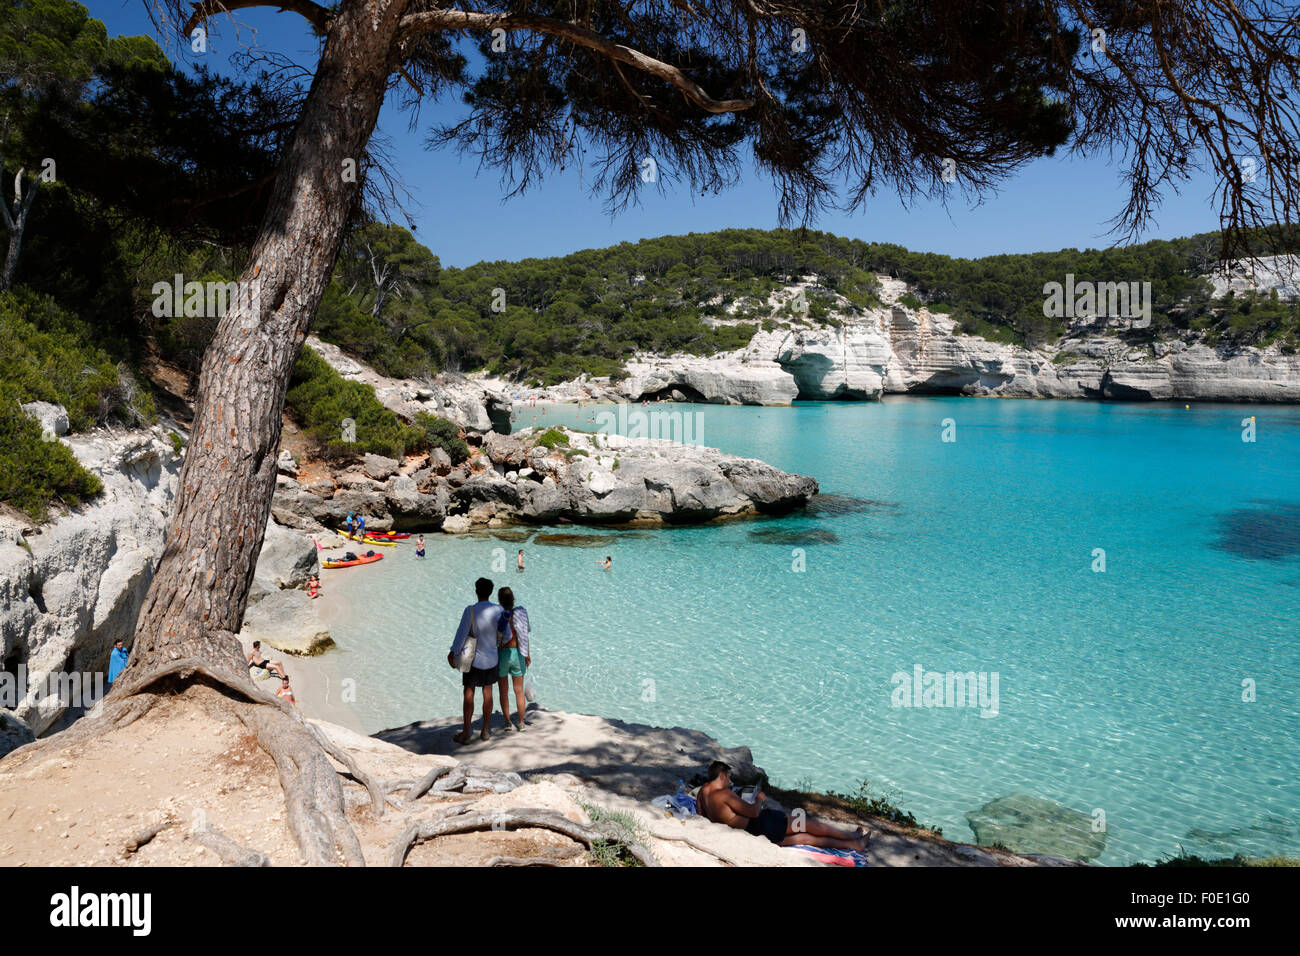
[276,676,297,706]
[247,641,287,679]
[697,761,871,851]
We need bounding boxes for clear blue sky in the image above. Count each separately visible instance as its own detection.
[94,1,1225,269]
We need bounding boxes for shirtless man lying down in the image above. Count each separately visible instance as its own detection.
[697,761,871,851]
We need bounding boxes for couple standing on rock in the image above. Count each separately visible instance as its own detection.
[448,577,532,743]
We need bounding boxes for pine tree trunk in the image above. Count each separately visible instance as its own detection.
[120,0,411,687]
[0,173,37,292]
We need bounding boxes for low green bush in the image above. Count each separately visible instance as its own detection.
[0,382,103,521]
[286,347,425,460]
[0,288,155,430]
[535,427,569,449]
[414,412,469,463]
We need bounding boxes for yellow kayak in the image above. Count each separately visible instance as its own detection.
[339,530,397,547]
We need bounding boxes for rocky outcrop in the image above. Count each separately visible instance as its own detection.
[20,401,70,440]
[271,427,817,532]
[620,352,799,406]
[239,590,334,656]
[250,517,320,598]
[0,711,35,757]
[531,273,1300,405]
[0,423,337,743]
[305,336,511,434]
[0,429,181,737]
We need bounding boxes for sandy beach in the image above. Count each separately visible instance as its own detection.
[237,582,366,732]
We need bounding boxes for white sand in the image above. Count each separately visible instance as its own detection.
[237,585,366,732]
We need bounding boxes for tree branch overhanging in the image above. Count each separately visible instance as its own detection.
[398,9,755,115]
[183,0,331,37]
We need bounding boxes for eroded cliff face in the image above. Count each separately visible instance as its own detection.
[0,430,180,739]
[306,336,513,433]
[555,274,1300,405]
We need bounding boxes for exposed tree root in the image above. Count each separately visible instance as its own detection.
[233,697,365,866]
[645,829,742,866]
[406,765,454,801]
[107,653,261,704]
[114,651,368,866]
[308,722,386,820]
[486,847,582,867]
[388,807,660,868]
[1,648,372,868]
[124,818,174,855]
[192,825,271,867]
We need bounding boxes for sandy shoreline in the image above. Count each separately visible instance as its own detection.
[237,583,366,732]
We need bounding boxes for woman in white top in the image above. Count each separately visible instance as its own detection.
[495,586,531,731]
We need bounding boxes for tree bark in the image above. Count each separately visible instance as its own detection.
[0,167,38,292]
[118,0,412,688]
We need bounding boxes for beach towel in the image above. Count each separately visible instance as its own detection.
[788,845,871,867]
[249,665,274,682]
[650,791,699,819]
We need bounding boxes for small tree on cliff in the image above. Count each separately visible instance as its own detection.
[8,0,1300,865]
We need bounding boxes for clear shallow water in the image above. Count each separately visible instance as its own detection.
[324,398,1300,865]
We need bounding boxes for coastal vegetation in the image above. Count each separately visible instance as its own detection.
[0,288,151,519]
[284,346,425,461]
[313,225,1300,384]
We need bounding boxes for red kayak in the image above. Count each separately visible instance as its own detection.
[323,553,384,569]
[363,531,410,539]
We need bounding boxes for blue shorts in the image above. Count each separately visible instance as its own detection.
[498,647,526,678]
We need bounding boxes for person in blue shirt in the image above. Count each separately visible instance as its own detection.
[107,639,129,685]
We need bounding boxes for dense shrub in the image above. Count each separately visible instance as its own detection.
[0,382,103,521]
[535,427,569,449]
[286,347,424,460]
[0,288,156,430]
[414,412,469,463]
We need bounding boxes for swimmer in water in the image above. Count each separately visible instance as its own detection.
[598,555,612,570]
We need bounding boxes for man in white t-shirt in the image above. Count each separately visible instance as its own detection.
[448,577,503,744]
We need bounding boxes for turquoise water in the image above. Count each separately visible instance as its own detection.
[323,398,1300,865]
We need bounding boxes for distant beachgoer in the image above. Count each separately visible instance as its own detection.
[415,535,426,558]
[276,676,297,707]
[306,574,320,599]
[598,555,612,570]
[448,577,503,744]
[516,549,525,572]
[356,514,366,539]
[345,513,355,537]
[698,761,870,850]
[107,639,129,685]
[495,587,531,731]
[247,641,286,679]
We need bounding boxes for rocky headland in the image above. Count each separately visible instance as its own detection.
[523,272,1300,405]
